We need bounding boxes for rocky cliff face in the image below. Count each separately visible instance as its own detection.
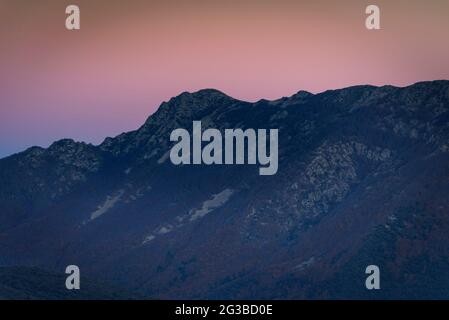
[1,80,449,299]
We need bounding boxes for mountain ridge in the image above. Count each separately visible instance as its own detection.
[3,80,447,162]
[1,80,449,299]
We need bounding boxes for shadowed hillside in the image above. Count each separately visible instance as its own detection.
[1,81,449,299]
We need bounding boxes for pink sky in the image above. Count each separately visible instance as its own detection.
[1,0,449,157]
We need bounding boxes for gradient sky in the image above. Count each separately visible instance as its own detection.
[1,0,449,158]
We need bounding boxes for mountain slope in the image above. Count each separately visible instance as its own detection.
[0,81,449,299]
[0,266,139,300]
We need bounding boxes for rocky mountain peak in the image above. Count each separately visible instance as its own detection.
[292,90,314,99]
[138,88,238,137]
[153,88,235,117]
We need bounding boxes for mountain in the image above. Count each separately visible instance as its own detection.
[0,81,449,299]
